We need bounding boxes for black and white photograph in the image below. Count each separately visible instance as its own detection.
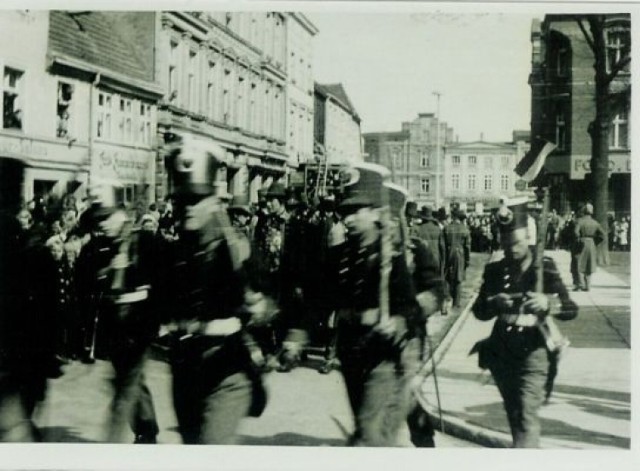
[0,1,636,469]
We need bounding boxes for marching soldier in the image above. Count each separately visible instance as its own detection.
[329,163,421,446]
[162,133,269,444]
[470,196,578,448]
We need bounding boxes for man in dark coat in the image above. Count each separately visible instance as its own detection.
[414,206,445,277]
[443,209,471,308]
[329,163,421,446]
[471,196,578,448]
[574,203,605,291]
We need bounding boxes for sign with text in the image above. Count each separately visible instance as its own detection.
[93,144,154,184]
[571,153,631,180]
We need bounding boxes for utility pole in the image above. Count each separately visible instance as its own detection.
[433,91,442,208]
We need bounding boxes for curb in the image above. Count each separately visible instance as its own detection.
[413,292,515,448]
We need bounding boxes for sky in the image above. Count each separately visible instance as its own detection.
[306,10,537,143]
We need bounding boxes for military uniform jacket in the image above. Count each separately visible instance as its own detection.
[443,220,471,284]
[472,256,577,359]
[329,237,419,331]
[414,219,445,273]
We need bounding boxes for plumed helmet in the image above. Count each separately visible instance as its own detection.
[164,132,228,196]
[338,162,391,212]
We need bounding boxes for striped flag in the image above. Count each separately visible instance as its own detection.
[514,138,557,183]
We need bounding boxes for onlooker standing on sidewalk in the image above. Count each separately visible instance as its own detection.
[470,197,578,448]
[575,203,605,291]
[443,209,470,308]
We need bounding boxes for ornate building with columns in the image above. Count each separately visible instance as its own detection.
[157,12,292,202]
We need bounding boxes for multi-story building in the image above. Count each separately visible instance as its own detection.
[443,132,530,213]
[157,12,290,203]
[363,113,453,208]
[286,14,317,168]
[529,14,631,215]
[0,11,162,206]
[314,83,362,165]
[48,11,163,207]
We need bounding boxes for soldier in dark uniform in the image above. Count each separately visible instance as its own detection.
[163,134,268,444]
[470,196,578,448]
[330,163,421,446]
[414,206,445,277]
[74,202,162,444]
[574,203,605,291]
[443,209,471,308]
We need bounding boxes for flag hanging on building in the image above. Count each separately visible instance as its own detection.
[514,138,557,183]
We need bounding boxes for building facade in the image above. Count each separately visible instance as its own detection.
[314,83,362,165]
[157,11,291,203]
[0,11,162,206]
[363,113,453,208]
[443,133,529,213]
[286,14,317,168]
[530,14,631,215]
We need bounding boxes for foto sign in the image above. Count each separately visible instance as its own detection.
[571,154,630,180]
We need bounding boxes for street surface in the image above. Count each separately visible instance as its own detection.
[35,354,477,448]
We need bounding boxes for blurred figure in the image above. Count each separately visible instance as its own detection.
[443,209,470,308]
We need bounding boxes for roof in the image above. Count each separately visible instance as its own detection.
[48,11,153,83]
[316,83,360,120]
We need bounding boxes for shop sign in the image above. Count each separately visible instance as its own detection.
[571,154,631,180]
[0,135,48,158]
[94,146,152,183]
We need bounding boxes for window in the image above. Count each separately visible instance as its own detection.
[607,29,630,74]
[609,111,629,149]
[188,50,197,111]
[468,174,476,191]
[420,150,429,168]
[501,174,509,191]
[392,150,402,169]
[57,82,74,138]
[452,174,460,191]
[468,155,477,166]
[139,103,151,145]
[484,175,492,191]
[556,47,568,77]
[484,156,493,169]
[97,92,112,139]
[556,112,566,150]
[207,61,217,120]
[501,155,510,169]
[223,68,232,124]
[168,41,179,102]
[421,177,430,193]
[3,67,24,130]
[452,155,460,167]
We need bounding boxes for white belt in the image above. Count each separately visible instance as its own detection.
[111,288,149,304]
[338,308,380,326]
[499,313,538,327]
[200,317,242,336]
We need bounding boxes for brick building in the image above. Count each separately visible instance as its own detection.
[363,113,453,208]
[529,14,631,216]
[314,83,362,165]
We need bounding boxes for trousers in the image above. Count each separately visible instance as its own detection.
[337,327,415,447]
[490,346,550,448]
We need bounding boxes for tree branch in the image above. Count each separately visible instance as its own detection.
[605,56,631,85]
[576,17,596,52]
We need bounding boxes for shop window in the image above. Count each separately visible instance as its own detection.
[3,67,24,130]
